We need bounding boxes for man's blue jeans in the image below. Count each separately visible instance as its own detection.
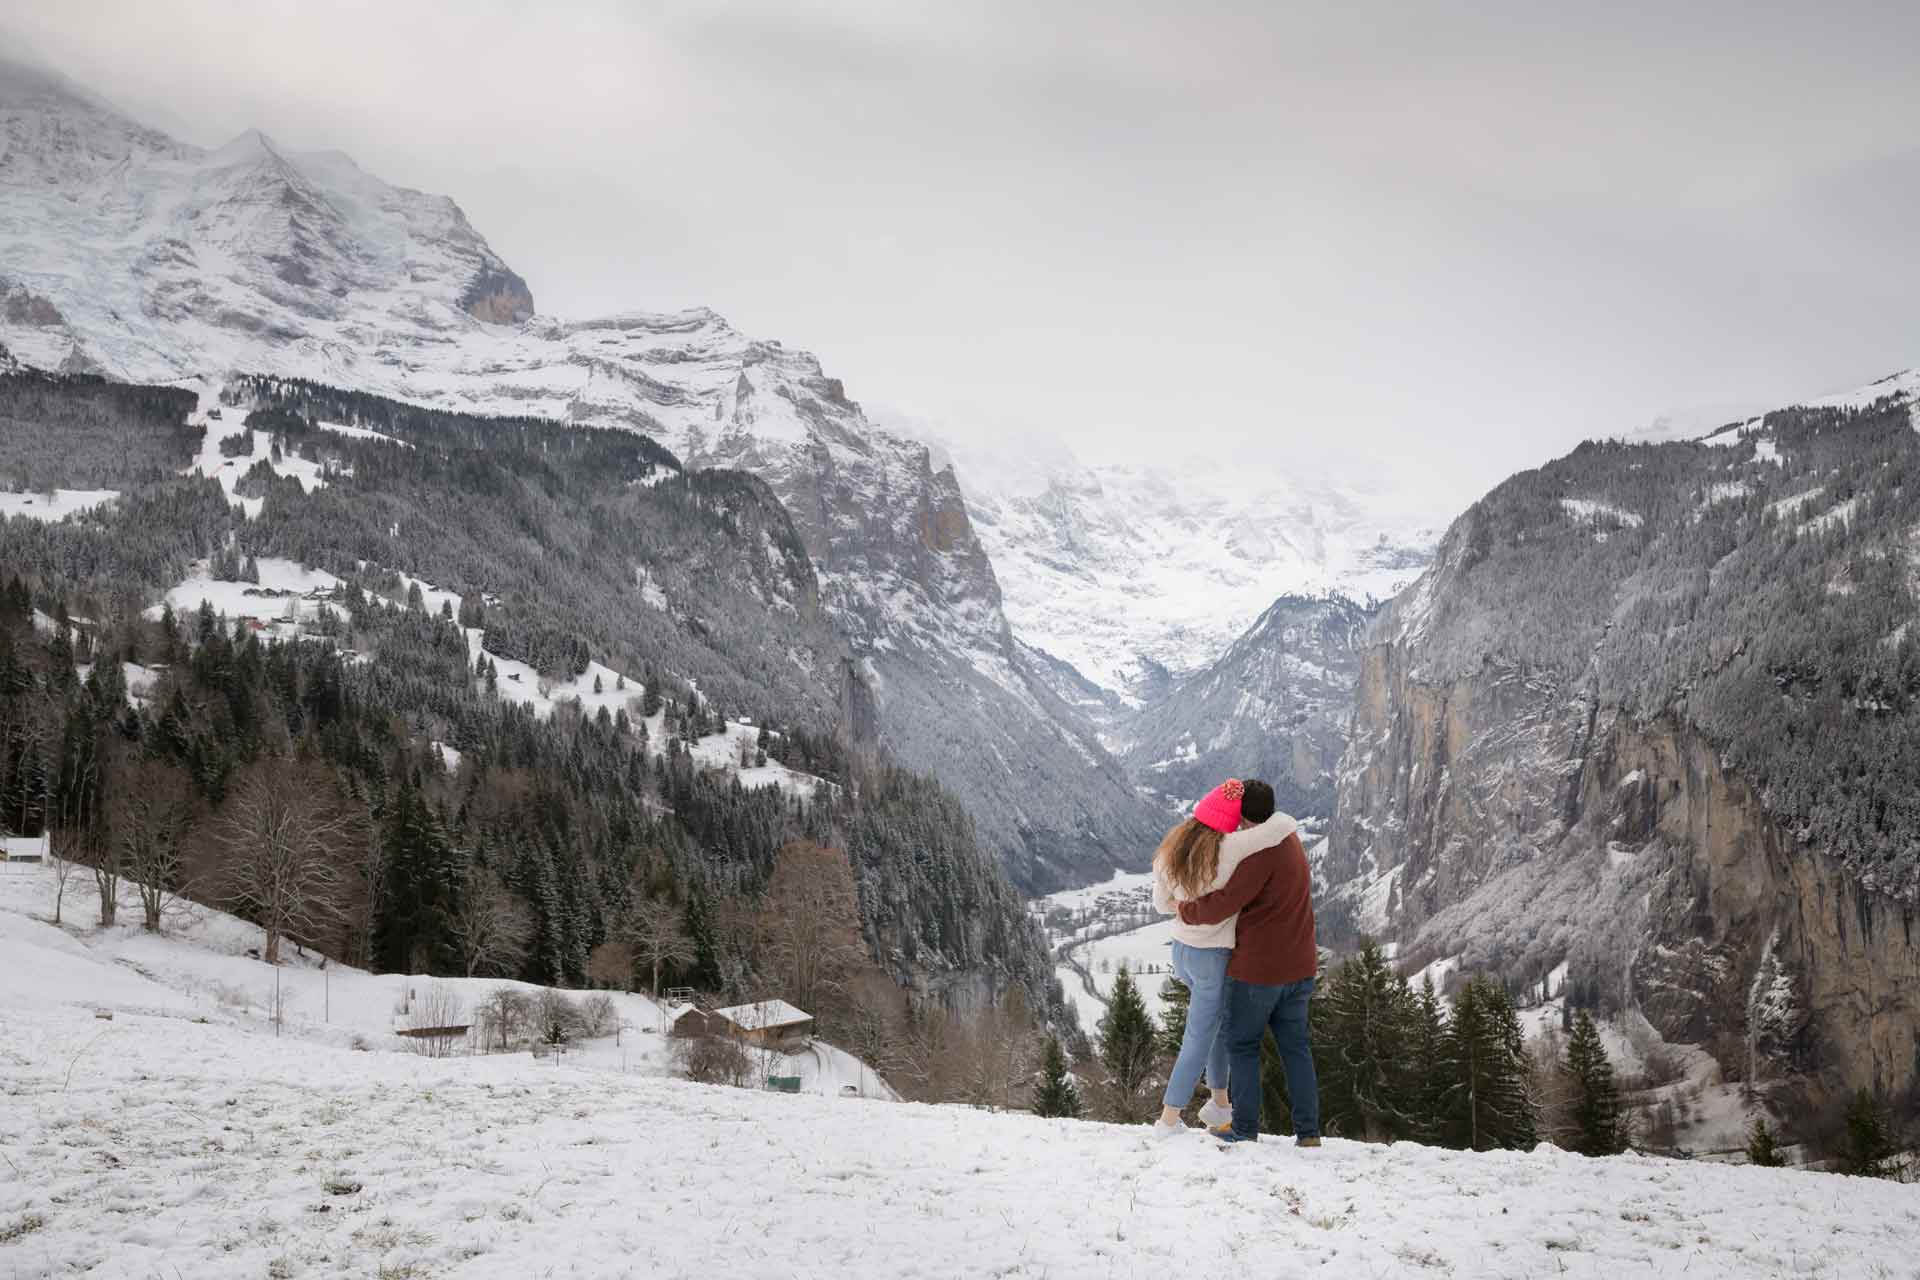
[1161,941,1232,1108]
[1225,976,1318,1139]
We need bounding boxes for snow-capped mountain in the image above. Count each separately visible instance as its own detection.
[0,55,1158,891]
[886,420,1440,701]
[0,60,532,379]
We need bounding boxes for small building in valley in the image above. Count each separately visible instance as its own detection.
[713,1000,814,1050]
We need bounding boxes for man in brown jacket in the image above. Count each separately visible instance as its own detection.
[1176,782,1320,1145]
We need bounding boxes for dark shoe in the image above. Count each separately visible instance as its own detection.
[1209,1125,1256,1144]
[1296,1135,1322,1149]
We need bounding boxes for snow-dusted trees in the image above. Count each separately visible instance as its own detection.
[214,765,353,965]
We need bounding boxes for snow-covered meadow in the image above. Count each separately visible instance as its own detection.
[5,860,1915,1278]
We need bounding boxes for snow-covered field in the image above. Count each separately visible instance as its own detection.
[0,488,118,521]
[5,864,1914,1278]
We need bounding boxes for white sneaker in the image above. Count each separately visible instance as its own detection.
[1150,1117,1186,1139]
[1198,1099,1233,1128]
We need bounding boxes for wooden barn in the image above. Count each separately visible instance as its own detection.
[666,1006,731,1040]
[713,1000,814,1050]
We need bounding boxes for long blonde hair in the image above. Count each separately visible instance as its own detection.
[1155,818,1225,900]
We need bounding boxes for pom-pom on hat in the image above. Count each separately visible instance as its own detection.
[1193,778,1245,833]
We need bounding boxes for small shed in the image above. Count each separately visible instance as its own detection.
[2,834,48,863]
[714,1000,814,1050]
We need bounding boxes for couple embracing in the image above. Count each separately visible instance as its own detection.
[1150,777,1320,1145]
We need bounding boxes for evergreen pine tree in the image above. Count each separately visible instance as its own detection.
[1441,976,1538,1151]
[1032,1037,1084,1119]
[1745,1116,1785,1168]
[1098,966,1158,1122]
[1320,941,1420,1140]
[1842,1091,1897,1178]
[1405,976,1450,1142]
[1562,1009,1627,1156]
[1156,975,1191,1059]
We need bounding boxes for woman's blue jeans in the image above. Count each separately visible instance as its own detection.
[1161,940,1232,1108]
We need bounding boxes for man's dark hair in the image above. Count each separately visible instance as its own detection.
[1241,778,1276,824]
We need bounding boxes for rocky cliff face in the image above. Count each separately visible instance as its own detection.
[1329,381,1920,1105]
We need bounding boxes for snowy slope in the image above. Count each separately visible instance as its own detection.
[6,866,1914,1278]
[0,864,885,1103]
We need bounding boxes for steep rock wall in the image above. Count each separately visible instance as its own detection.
[1330,643,1920,1104]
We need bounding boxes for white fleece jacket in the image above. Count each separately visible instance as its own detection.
[1152,811,1298,950]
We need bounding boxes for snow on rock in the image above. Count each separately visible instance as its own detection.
[4,862,1914,1278]
[1559,498,1644,529]
[0,487,118,521]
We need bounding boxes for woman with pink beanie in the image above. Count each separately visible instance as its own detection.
[1147,777,1295,1137]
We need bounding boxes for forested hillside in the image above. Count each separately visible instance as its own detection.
[1328,380,1920,1110]
[0,369,1062,1049]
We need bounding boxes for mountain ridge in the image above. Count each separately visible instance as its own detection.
[0,54,1159,891]
[1324,368,1920,1106]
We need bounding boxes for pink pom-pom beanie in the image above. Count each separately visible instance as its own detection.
[1192,779,1245,833]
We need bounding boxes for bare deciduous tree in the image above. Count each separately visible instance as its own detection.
[110,757,196,932]
[479,985,534,1053]
[47,840,84,928]
[626,895,694,1004]
[674,1034,754,1088]
[535,988,578,1045]
[214,765,352,964]
[578,991,618,1038]
[450,869,535,977]
[587,939,635,991]
[757,842,864,1022]
[407,980,469,1058]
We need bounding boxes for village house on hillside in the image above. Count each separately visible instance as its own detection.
[2,833,47,863]
[712,1000,814,1050]
[665,1005,731,1040]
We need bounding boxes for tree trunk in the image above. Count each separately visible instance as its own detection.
[95,870,117,927]
[265,927,281,966]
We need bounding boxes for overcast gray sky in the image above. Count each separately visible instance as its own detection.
[7,1,1918,501]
